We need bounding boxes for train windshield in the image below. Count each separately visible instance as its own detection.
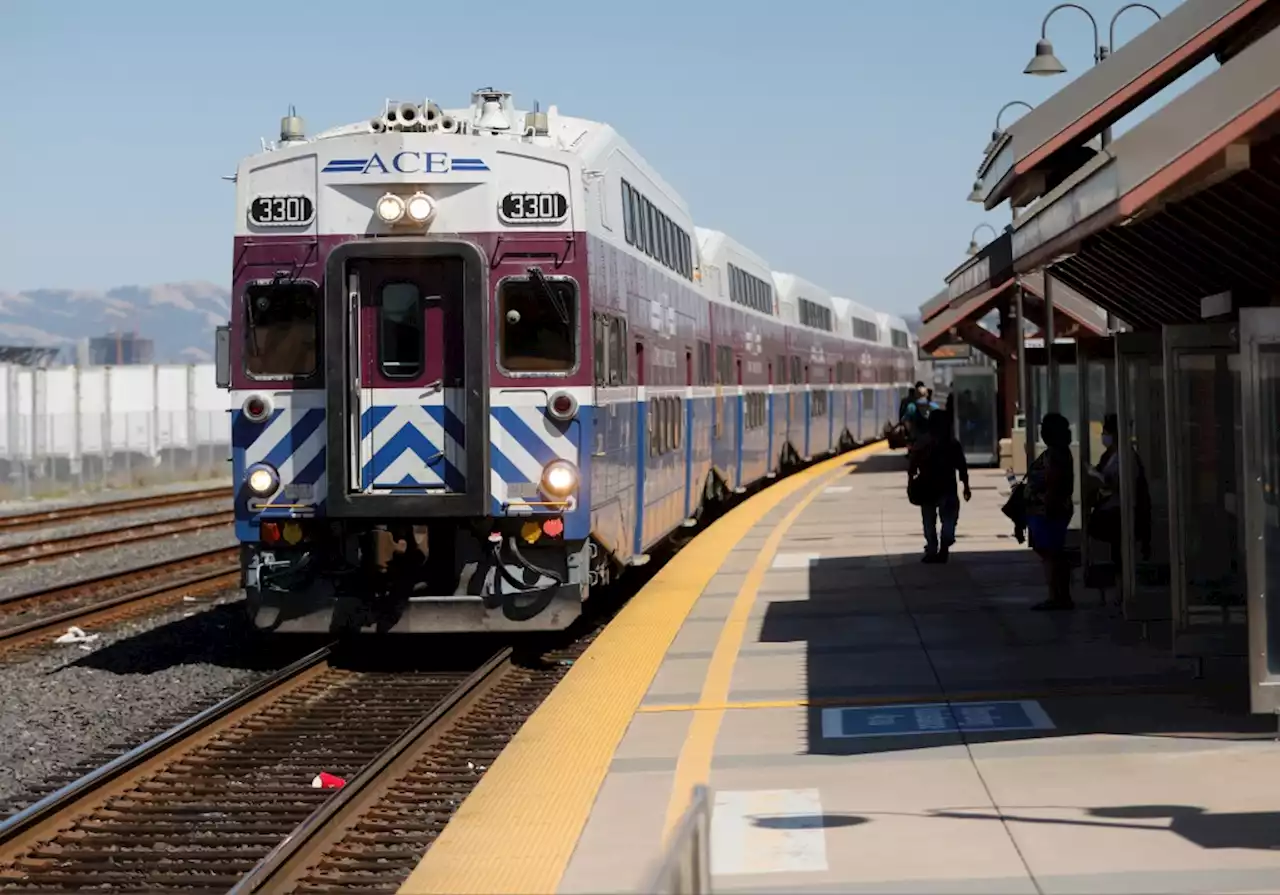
[498,274,577,373]
[244,280,319,378]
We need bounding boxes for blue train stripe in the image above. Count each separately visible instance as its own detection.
[427,404,467,447]
[360,405,396,438]
[261,409,325,471]
[491,407,565,468]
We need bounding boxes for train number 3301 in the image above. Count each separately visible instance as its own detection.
[500,192,568,224]
[248,195,315,227]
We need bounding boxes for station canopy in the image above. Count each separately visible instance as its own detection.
[1007,9,1280,329]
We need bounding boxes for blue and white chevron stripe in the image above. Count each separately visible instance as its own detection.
[359,400,466,491]
[230,391,328,540]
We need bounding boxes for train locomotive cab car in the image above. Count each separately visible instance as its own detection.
[220,89,919,636]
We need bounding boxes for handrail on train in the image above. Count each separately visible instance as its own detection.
[641,785,713,895]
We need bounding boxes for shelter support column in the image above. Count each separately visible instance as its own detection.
[998,299,1019,439]
[1045,272,1059,414]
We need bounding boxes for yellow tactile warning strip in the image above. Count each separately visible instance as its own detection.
[660,457,847,837]
[398,442,886,895]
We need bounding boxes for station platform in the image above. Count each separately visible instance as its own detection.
[402,444,1280,895]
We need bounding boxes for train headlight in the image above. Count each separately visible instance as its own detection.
[245,463,280,497]
[375,193,405,223]
[540,460,578,498]
[405,192,435,223]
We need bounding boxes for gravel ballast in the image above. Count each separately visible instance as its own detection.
[0,527,237,604]
[0,592,323,820]
[0,478,232,518]
[0,497,232,552]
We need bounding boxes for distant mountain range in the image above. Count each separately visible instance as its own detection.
[0,282,230,363]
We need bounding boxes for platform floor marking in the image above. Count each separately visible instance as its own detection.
[662,460,860,838]
[771,552,821,569]
[822,486,853,494]
[637,682,1187,714]
[711,788,829,876]
[820,700,1056,739]
[399,440,888,895]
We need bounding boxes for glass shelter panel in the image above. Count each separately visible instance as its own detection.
[1240,310,1280,713]
[1077,341,1117,588]
[1116,333,1171,623]
[951,367,998,466]
[1163,323,1245,659]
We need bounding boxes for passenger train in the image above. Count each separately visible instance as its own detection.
[221,89,916,635]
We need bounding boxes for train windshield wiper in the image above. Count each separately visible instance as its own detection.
[526,265,571,327]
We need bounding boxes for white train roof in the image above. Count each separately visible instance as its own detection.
[773,273,835,330]
[695,228,777,312]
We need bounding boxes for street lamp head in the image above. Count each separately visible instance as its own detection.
[968,180,984,203]
[967,239,981,256]
[1024,39,1067,75]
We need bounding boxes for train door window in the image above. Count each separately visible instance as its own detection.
[814,390,827,417]
[675,397,684,448]
[608,316,628,385]
[593,314,607,386]
[697,340,711,386]
[790,356,801,385]
[686,349,693,387]
[498,275,578,373]
[244,279,320,379]
[377,282,424,379]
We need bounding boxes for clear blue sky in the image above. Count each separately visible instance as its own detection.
[0,0,1200,315]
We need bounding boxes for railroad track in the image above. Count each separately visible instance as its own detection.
[0,509,234,570]
[0,634,588,893]
[0,547,239,657]
[0,486,232,534]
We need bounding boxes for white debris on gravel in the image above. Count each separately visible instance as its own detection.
[0,497,233,552]
[0,591,319,819]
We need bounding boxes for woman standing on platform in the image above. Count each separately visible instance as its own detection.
[1024,412,1075,610]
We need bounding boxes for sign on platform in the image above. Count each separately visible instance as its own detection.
[820,700,1054,739]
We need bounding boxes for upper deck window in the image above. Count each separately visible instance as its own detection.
[244,280,319,379]
[498,272,578,374]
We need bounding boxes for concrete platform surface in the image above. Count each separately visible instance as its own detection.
[405,448,1280,895]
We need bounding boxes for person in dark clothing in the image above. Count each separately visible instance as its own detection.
[1086,413,1152,579]
[899,382,926,422]
[1024,412,1075,609]
[908,410,971,563]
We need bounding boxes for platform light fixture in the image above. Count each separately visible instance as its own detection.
[1023,3,1162,148]
[967,222,1000,256]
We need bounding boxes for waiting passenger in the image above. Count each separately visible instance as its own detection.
[1086,413,1152,579]
[908,410,971,563]
[899,383,925,423]
[1024,412,1075,610]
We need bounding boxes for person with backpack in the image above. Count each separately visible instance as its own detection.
[907,410,971,563]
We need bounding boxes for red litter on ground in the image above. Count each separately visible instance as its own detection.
[311,771,346,789]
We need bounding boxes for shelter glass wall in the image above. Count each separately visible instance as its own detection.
[1164,324,1245,661]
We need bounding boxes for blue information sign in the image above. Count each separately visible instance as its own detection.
[820,700,1054,739]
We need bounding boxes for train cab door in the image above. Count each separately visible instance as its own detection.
[326,246,488,517]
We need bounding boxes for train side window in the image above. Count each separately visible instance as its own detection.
[377,281,424,379]
[244,280,320,379]
[790,356,801,385]
[593,314,608,386]
[621,181,635,245]
[609,316,628,385]
[498,275,578,374]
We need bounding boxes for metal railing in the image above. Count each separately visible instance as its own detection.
[642,785,713,895]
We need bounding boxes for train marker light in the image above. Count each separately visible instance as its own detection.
[375,193,405,223]
[540,459,578,498]
[242,394,273,422]
[245,463,280,498]
[405,192,435,223]
[546,390,577,422]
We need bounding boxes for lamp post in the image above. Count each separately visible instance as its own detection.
[1024,2,1162,149]
[970,101,1036,201]
[967,222,1000,256]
